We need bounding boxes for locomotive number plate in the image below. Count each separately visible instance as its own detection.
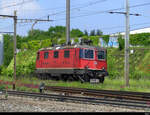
[90,79,99,84]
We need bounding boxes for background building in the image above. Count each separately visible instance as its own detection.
[100,27,150,48]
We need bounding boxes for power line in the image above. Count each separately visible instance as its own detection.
[0,0,35,9]
[101,22,150,30]
[20,0,106,12]
[0,31,14,34]
[49,2,150,22]
[39,0,107,19]
[37,1,150,21]
[109,11,141,16]
[1,1,150,36]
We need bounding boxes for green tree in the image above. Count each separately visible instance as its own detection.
[3,34,14,66]
[58,37,66,45]
[48,26,66,39]
[16,35,23,49]
[102,35,110,47]
[96,29,103,36]
[118,34,124,50]
[89,36,99,46]
[74,37,79,43]
[41,39,52,48]
[130,33,150,46]
[90,30,96,36]
[70,29,84,38]
[84,30,88,36]
[27,29,47,40]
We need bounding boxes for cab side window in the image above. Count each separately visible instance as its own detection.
[79,49,94,59]
[64,50,70,58]
[85,49,94,59]
[97,51,105,60]
[79,49,84,58]
[44,52,49,59]
[54,51,59,58]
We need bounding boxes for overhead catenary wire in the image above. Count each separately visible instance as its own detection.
[0,0,35,9]
[1,1,149,22]
[38,0,107,19]
[1,1,150,36]
[39,1,150,21]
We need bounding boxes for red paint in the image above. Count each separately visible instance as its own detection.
[36,47,107,71]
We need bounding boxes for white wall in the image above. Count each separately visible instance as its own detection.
[110,27,150,37]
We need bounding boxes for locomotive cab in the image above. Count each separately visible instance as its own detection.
[78,47,108,83]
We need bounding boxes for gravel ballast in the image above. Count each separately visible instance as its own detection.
[0,95,149,112]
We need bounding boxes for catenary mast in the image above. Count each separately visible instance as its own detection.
[66,0,71,45]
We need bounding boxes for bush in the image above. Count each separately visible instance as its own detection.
[2,50,37,77]
[0,85,5,90]
[118,35,124,50]
[0,65,4,75]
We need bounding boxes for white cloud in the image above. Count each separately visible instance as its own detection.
[0,0,41,17]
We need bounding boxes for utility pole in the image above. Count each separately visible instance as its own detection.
[66,0,71,45]
[109,0,141,87]
[0,12,18,90]
[125,0,130,87]
[0,13,52,90]
[13,10,17,90]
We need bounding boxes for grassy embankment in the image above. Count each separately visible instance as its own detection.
[1,47,150,92]
[1,75,150,93]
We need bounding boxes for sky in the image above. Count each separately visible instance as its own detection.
[0,0,150,36]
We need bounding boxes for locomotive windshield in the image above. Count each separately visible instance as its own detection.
[80,49,94,59]
[97,50,106,60]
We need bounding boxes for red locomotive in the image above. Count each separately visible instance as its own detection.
[35,41,108,83]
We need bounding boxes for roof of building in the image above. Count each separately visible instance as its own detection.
[110,27,150,37]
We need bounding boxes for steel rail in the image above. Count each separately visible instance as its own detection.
[45,86,150,96]
[1,90,150,109]
[44,86,150,101]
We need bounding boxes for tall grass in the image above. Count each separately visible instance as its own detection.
[1,76,150,93]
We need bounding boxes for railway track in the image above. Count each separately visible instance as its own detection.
[2,80,150,101]
[44,86,150,102]
[1,90,150,109]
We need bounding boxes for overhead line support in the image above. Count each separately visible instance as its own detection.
[109,1,141,87]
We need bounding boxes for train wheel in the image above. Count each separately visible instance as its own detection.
[68,75,74,82]
[38,73,43,80]
[99,77,105,83]
[62,75,68,82]
[85,75,90,82]
[55,76,60,81]
[36,73,41,79]
[43,73,48,80]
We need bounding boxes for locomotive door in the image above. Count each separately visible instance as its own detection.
[96,49,107,69]
[73,48,78,68]
[39,60,42,68]
[36,52,43,68]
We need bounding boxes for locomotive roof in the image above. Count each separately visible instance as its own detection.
[39,44,106,51]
